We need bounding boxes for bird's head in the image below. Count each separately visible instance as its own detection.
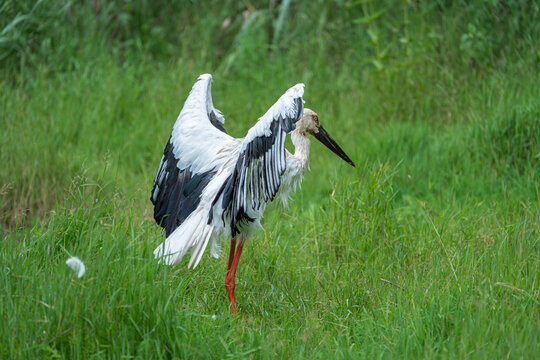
[297,108,355,167]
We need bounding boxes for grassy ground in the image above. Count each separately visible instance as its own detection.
[1,1,539,358]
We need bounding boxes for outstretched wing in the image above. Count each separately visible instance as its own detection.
[151,74,237,236]
[221,83,305,236]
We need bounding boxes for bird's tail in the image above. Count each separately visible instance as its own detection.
[153,207,216,268]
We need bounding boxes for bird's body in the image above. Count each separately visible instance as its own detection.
[151,74,354,312]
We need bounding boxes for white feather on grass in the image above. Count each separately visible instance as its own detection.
[66,257,85,278]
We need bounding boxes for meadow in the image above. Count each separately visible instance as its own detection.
[1,1,538,358]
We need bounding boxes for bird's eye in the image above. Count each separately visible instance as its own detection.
[313,115,319,125]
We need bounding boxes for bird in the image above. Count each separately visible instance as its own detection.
[150,74,355,313]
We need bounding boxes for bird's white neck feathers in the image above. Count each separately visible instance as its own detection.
[291,129,310,173]
[278,128,310,209]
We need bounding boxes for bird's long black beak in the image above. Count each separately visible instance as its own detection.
[313,125,355,167]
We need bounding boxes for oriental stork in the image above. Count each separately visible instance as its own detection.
[151,74,354,313]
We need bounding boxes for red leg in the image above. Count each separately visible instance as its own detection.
[227,237,236,275]
[224,235,245,314]
[225,237,237,311]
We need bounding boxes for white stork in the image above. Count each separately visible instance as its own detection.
[151,74,354,313]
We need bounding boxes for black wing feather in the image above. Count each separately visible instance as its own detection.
[151,137,216,236]
[221,94,303,236]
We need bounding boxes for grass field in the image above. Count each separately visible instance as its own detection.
[1,1,539,358]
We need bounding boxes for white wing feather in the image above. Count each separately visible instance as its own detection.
[171,74,237,174]
[66,257,85,278]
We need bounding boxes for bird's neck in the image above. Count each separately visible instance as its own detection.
[291,130,310,171]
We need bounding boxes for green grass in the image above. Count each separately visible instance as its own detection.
[1,1,539,358]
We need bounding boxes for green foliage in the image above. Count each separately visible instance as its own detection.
[1,0,539,358]
[2,0,539,74]
[473,105,540,174]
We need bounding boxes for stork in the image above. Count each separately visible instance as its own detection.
[151,74,354,313]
